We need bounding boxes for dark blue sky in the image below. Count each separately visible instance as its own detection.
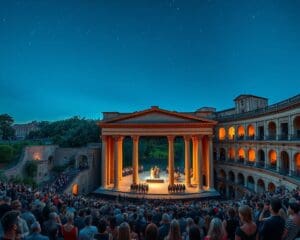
[1,0,299,123]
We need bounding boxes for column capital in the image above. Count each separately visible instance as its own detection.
[167,135,175,142]
[101,135,109,141]
[183,135,191,141]
[113,135,124,142]
[131,135,140,142]
[192,135,203,141]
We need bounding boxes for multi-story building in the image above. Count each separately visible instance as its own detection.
[212,94,300,198]
[13,121,39,140]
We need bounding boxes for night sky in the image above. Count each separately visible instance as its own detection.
[1,0,300,123]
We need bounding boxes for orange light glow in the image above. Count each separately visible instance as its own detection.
[247,125,255,137]
[269,150,277,165]
[72,184,78,195]
[238,148,245,158]
[33,153,41,161]
[248,149,256,162]
[228,127,235,140]
[219,128,226,140]
[228,147,235,159]
[237,126,245,137]
[295,153,300,170]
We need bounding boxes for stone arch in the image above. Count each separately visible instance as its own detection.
[219,148,226,161]
[268,149,277,168]
[238,148,245,162]
[257,179,265,194]
[268,121,276,139]
[280,151,289,174]
[237,173,245,186]
[268,182,276,192]
[247,124,255,138]
[219,128,226,140]
[294,153,300,175]
[248,148,256,163]
[247,176,255,191]
[228,147,235,160]
[257,149,265,167]
[228,126,235,140]
[213,147,217,161]
[219,169,227,180]
[237,125,245,139]
[77,155,89,170]
[293,116,300,139]
[48,155,54,167]
[228,171,235,182]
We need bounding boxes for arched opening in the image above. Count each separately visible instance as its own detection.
[228,127,235,140]
[213,148,217,161]
[247,125,255,139]
[77,155,89,170]
[268,182,276,193]
[72,184,79,196]
[228,171,235,182]
[268,121,276,140]
[228,147,235,161]
[247,176,255,191]
[257,179,265,194]
[237,148,245,163]
[237,173,245,186]
[280,151,289,175]
[293,116,300,139]
[219,169,226,180]
[48,155,53,166]
[268,150,277,169]
[294,153,300,177]
[237,126,245,140]
[257,149,265,167]
[248,149,256,164]
[219,148,226,161]
[219,128,226,140]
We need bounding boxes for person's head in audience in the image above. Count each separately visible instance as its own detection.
[145,223,158,240]
[118,222,131,240]
[188,225,201,240]
[1,210,20,239]
[270,198,282,215]
[238,205,252,223]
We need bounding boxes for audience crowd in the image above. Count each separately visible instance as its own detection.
[0,181,299,240]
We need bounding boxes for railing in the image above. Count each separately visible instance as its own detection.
[278,134,289,140]
[256,161,265,167]
[278,167,289,176]
[290,170,300,178]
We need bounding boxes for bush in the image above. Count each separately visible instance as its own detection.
[24,161,38,178]
[0,145,14,163]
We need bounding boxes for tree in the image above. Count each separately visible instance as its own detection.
[24,161,38,178]
[0,114,15,140]
[0,145,14,163]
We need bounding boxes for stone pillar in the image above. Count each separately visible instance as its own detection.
[101,136,108,188]
[208,136,214,190]
[197,135,203,191]
[184,136,191,186]
[132,136,139,185]
[192,137,198,183]
[168,136,175,186]
[114,136,124,189]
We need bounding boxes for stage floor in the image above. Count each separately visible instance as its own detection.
[94,170,220,200]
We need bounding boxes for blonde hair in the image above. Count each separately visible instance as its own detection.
[118,222,131,240]
[166,219,181,240]
[207,218,226,240]
[238,205,252,223]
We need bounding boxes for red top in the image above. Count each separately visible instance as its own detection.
[61,225,78,240]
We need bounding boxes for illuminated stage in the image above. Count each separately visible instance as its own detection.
[94,171,220,200]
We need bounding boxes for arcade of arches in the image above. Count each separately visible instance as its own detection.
[99,107,217,193]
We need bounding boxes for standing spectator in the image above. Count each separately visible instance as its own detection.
[165,220,181,240]
[0,196,12,219]
[259,198,285,240]
[118,222,131,240]
[26,221,49,240]
[1,211,20,240]
[145,223,158,240]
[235,205,257,240]
[79,215,98,240]
[282,202,300,240]
[158,214,170,240]
[95,219,111,240]
[188,226,201,240]
[204,217,227,240]
[223,208,239,240]
[42,212,61,240]
[61,212,78,240]
[11,200,30,239]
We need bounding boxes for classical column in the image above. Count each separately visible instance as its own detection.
[184,136,191,186]
[132,136,139,185]
[168,136,175,186]
[197,135,203,191]
[192,137,198,183]
[101,136,108,188]
[114,136,124,189]
[207,135,214,190]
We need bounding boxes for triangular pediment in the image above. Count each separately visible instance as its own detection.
[101,107,216,124]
